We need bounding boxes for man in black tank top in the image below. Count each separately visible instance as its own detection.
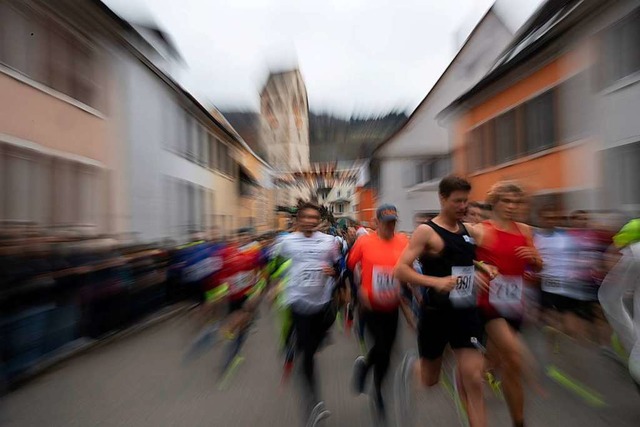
[395,176,492,427]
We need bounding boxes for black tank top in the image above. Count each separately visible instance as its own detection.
[418,220,476,308]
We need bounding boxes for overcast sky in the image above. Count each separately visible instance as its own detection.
[102,0,544,117]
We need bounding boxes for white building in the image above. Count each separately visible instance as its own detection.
[314,160,369,221]
[371,7,512,231]
[0,0,271,243]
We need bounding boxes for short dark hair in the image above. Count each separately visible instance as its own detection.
[539,204,557,215]
[297,202,321,217]
[439,175,471,198]
[570,210,588,219]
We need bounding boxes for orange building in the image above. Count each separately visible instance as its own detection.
[355,187,377,224]
[442,0,613,215]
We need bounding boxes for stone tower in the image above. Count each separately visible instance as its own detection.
[259,69,310,206]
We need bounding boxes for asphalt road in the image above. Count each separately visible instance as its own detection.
[2,305,639,427]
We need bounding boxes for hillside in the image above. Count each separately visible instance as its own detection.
[309,112,408,162]
[221,110,408,163]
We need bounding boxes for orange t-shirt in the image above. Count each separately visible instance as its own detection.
[347,233,408,311]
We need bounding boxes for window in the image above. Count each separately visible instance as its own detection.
[600,9,640,87]
[208,134,216,169]
[0,4,98,108]
[417,156,451,183]
[337,190,341,197]
[217,140,224,173]
[606,142,640,206]
[480,122,495,168]
[185,114,195,159]
[337,203,344,214]
[467,127,482,172]
[524,90,555,153]
[1,143,100,228]
[495,109,517,164]
[559,73,591,142]
[199,126,208,167]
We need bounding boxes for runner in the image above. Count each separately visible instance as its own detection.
[475,181,543,427]
[465,202,484,225]
[534,206,588,344]
[348,204,409,422]
[217,229,265,379]
[395,176,492,427]
[276,202,341,426]
[599,218,640,388]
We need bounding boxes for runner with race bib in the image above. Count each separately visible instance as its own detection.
[347,204,409,422]
[277,202,341,427]
[474,181,543,427]
[395,176,490,427]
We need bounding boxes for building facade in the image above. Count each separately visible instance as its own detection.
[0,0,273,243]
[0,1,112,235]
[444,0,640,218]
[259,69,310,207]
[372,8,513,231]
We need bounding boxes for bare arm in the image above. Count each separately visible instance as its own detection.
[514,223,543,272]
[394,225,455,293]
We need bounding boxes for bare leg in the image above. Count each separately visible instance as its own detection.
[455,348,486,427]
[486,319,524,425]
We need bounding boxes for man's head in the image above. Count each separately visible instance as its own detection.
[538,205,561,230]
[297,202,322,234]
[487,181,525,222]
[236,227,255,245]
[376,204,398,239]
[439,176,472,221]
[466,202,484,224]
[569,210,590,229]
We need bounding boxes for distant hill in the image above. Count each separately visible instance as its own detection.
[221,110,408,163]
[309,112,408,162]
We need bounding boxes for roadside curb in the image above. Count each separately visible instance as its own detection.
[9,302,196,391]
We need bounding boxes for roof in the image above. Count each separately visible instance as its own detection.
[372,5,510,155]
[260,68,302,92]
[440,0,603,117]
[130,23,184,62]
[330,198,351,204]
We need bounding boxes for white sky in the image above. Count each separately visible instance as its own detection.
[102,0,544,117]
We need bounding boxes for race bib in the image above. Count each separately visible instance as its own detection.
[372,266,399,303]
[541,276,563,292]
[450,266,475,307]
[300,269,325,287]
[490,275,523,305]
[229,271,254,293]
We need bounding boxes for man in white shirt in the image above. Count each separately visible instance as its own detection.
[277,202,340,426]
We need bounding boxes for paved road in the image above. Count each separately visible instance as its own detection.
[2,306,639,427]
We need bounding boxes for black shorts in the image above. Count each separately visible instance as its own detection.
[418,306,483,360]
[228,294,249,314]
[540,292,594,321]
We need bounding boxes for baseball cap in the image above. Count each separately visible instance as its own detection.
[376,204,399,222]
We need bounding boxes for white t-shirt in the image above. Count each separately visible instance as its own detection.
[278,231,340,313]
[356,227,369,239]
[534,229,575,296]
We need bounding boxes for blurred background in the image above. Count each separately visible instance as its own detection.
[1,0,640,426]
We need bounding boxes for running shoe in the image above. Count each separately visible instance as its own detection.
[306,401,331,427]
[352,355,368,394]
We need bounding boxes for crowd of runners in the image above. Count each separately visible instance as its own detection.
[183,175,640,427]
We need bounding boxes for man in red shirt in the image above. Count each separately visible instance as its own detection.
[348,204,409,421]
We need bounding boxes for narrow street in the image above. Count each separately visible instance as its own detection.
[3,306,639,427]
